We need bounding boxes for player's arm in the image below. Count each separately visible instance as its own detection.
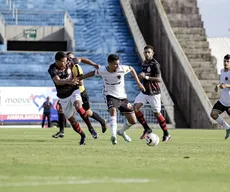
[48,65,77,85]
[77,57,100,69]
[218,83,230,89]
[139,72,161,82]
[129,66,146,92]
[52,76,76,85]
[78,71,96,81]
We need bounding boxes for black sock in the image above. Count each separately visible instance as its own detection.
[58,113,65,133]
[90,112,105,125]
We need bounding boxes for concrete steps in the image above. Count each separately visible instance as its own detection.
[162,0,219,107]
[176,34,206,41]
[173,27,206,36]
[178,40,209,49]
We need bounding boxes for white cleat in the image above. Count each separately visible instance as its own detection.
[111,136,117,145]
[117,130,132,142]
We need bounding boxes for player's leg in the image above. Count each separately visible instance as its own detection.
[52,102,65,138]
[148,94,171,142]
[52,112,65,138]
[47,112,51,128]
[82,90,107,133]
[133,92,152,139]
[73,90,97,139]
[60,96,86,145]
[41,113,46,128]
[106,95,119,145]
[117,100,136,142]
[68,115,86,145]
[210,101,230,139]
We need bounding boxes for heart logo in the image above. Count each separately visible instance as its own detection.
[33,95,46,111]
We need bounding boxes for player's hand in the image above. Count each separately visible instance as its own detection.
[138,72,145,82]
[93,64,100,69]
[139,72,145,79]
[138,83,146,92]
[219,84,226,89]
[70,77,79,85]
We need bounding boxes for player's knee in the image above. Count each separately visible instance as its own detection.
[210,110,218,120]
[68,116,75,124]
[86,109,93,116]
[154,112,161,117]
[133,104,139,112]
[74,100,81,110]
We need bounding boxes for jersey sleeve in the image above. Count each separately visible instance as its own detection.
[48,65,57,79]
[120,65,131,74]
[151,63,161,77]
[94,67,103,76]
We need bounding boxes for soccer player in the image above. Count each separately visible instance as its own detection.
[41,96,52,128]
[210,54,230,139]
[48,51,88,145]
[77,54,145,145]
[133,45,171,142]
[67,52,107,135]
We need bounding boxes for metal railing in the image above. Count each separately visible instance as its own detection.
[75,103,170,124]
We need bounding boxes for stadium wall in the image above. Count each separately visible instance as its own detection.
[130,0,215,128]
[0,14,6,44]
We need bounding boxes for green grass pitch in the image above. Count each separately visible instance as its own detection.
[0,128,230,192]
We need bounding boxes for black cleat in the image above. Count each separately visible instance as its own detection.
[52,132,64,138]
[101,120,108,133]
[162,135,171,142]
[89,129,98,139]
[140,129,152,139]
[79,134,86,145]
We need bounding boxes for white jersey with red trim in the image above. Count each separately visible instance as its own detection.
[95,65,131,99]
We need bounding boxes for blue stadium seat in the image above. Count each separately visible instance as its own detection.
[0,0,141,102]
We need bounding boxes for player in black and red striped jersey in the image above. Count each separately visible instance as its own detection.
[133,45,171,142]
[48,51,97,145]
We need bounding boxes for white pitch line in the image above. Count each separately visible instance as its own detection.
[0,178,154,187]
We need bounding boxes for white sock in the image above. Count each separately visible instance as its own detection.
[216,115,230,129]
[110,116,117,137]
[120,120,132,133]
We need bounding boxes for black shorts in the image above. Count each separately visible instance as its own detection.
[106,95,134,114]
[81,90,90,111]
[213,100,230,115]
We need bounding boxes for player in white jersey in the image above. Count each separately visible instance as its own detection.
[77,54,145,145]
[210,54,230,139]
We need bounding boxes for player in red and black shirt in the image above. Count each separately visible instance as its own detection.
[48,51,94,145]
[133,45,171,142]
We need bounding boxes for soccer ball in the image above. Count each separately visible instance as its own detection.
[146,133,160,146]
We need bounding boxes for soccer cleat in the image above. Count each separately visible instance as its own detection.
[225,129,230,139]
[89,129,98,139]
[111,136,117,145]
[79,134,86,145]
[162,135,171,142]
[52,132,64,138]
[117,130,132,142]
[101,120,108,133]
[140,129,152,139]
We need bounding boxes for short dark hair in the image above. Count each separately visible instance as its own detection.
[66,52,74,56]
[55,51,67,61]
[108,54,119,63]
[144,45,154,51]
[224,54,230,60]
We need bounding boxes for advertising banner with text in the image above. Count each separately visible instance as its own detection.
[0,87,58,124]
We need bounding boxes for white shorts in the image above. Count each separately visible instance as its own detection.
[134,92,161,113]
[59,89,82,119]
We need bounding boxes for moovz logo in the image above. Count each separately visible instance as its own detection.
[30,94,46,111]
